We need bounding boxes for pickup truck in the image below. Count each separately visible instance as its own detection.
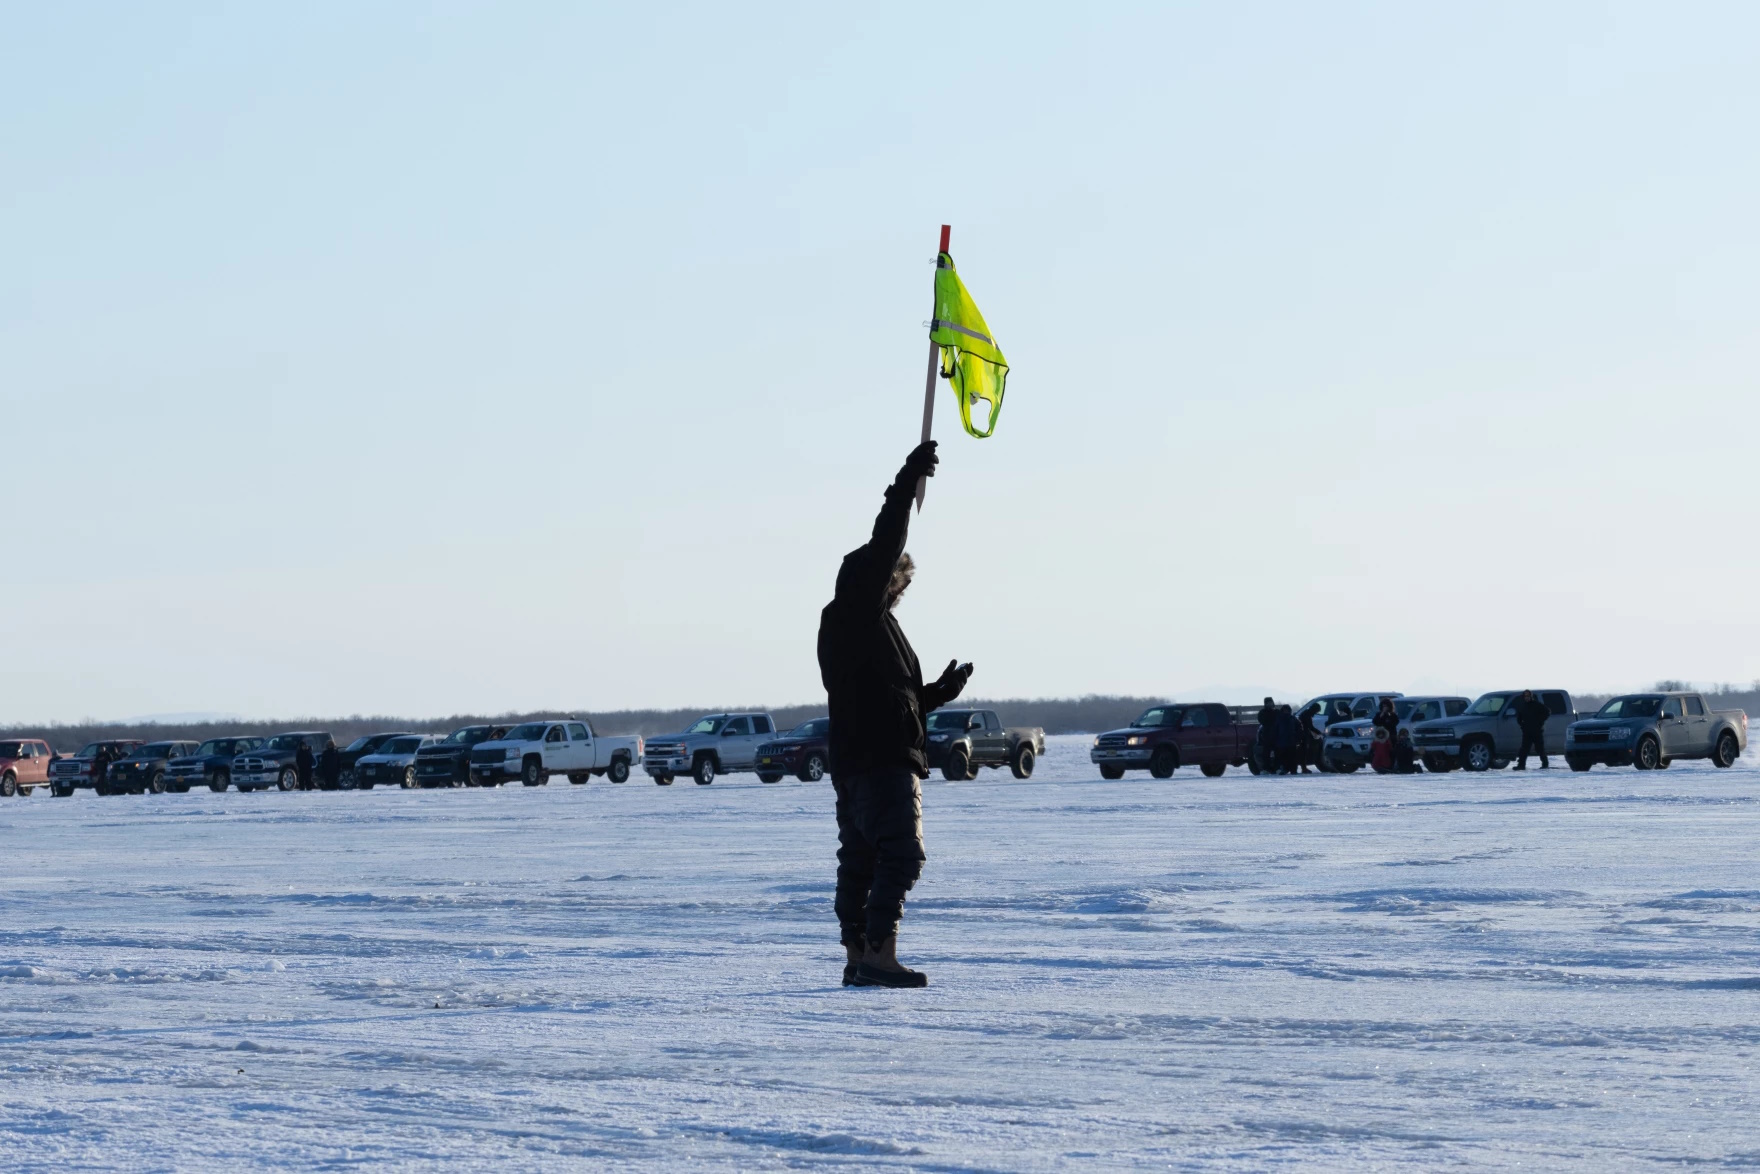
[1090,702,1255,780]
[414,725,509,787]
[1566,692,1749,771]
[469,718,643,787]
[230,731,336,792]
[0,739,54,797]
[643,713,780,786]
[1322,695,1470,771]
[927,709,1046,780]
[48,740,143,796]
[754,717,831,783]
[165,737,267,792]
[1409,690,1575,772]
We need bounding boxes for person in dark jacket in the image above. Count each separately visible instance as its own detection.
[1273,704,1300,774]
[1297,701,1322,774]
[295,740,314,790]
[817,441,972,989]
[1513,690,1551,769]
[319,739,341,791]
[1371,698,1400,773]
[1255,697,1277,773]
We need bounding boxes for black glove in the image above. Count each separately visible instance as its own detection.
[898,440,939,485]
[935,659,973,700]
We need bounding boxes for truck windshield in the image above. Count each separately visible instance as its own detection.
[77,743,102,757]
[925,712,973,731]
[382,737,423,754]
[503,723,549,741]
[1467,694,1513,716]
[789,719,829,737]
[1130,708,1182,728]
[1598,696,1662,718]
[686,718,726,735]
[266,736,303,752]
[443,727,489,744]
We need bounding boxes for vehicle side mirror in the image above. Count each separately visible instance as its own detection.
[722,727,738,737]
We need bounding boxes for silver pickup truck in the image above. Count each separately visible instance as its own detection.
[643,712,781,786]
[1409,690,1577,772]
[1566,692,1748,771]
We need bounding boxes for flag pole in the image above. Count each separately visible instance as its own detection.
[916,223,951,511]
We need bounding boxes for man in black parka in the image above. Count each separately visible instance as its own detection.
[818,441,972,989]
[294,739,315,791]
[319,738,341,791]
[1513,690,1551,770]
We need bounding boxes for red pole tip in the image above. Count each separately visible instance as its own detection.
[938,224,951,253]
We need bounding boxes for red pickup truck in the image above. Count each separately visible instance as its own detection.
[0,739,54,796]
[1089,703,1258,779]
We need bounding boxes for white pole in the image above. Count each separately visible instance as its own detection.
[916,223,950,511]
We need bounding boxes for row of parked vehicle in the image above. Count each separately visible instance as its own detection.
[1088,689,1750,778]
[0,705,1053,797]
[4,689,1743,798]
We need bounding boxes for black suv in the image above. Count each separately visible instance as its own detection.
[754,718,831,783]
[414,725,509,787]
[335,732,413,789]
[230,732,335,792]
[104,741,202,795]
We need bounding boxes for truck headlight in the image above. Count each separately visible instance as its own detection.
[505,748,520,760]
[1126,735,1146,746]
[1608,727,1630,739]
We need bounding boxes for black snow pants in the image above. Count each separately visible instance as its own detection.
[1517,729,1548,768]
[833,769,925,948]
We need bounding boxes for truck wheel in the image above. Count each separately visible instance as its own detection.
[1200,762,1226,778]
[608,757,630,784]
[273,768,295,791]
[401,766,417,788]
[0,773,15,798]
[1567,754,1593,772]
[797,752,826,783]
[1098,764,1125,780]
[522,757,545,786]
[1633,736,1660,770]
[1149,746,1178,779]
[1463,739,1494,772]
[52,783,71,797]
[1010,744,1036,779]
[209,771,229,792]
[567,772,589,784]
[146,771,165,794]
[654,773,674,786]
[1421,754,1449,773]
[757,772,784,783]
[693,755,717,786]
[1714,731,1739,768]
[339,769,357,790]
[942,748,971,781]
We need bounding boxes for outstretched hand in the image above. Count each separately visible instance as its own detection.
[899,440,939,484]
[935,658,974,700]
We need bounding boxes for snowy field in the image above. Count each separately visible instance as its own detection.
[5,734,1760,1170]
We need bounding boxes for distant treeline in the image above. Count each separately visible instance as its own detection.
[9,687,1755,753]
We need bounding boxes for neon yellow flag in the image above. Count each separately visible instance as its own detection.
[931,252,1008,438]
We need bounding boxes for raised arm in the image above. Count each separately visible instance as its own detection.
[834,442,939,612]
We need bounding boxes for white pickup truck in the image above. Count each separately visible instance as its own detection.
[467,718,643,787]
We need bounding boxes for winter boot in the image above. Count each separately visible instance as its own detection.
[842,937,865,987]
[855,935,928,989]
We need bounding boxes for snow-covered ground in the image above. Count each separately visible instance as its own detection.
[5,734,1760,1170]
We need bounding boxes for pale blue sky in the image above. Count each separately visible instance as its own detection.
[4,3,1758,722]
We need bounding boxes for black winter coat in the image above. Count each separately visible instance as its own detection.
[1515,698,1550,734]
[319,745,340,785]
[817,467,961,777]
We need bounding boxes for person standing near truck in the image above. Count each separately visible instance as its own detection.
[1297,701,1323,774]
[1513,690,1551,770]
[319,738,340,790]
[1370,697,1400,773]
[818,441,973,990]
[295,739,314,790]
